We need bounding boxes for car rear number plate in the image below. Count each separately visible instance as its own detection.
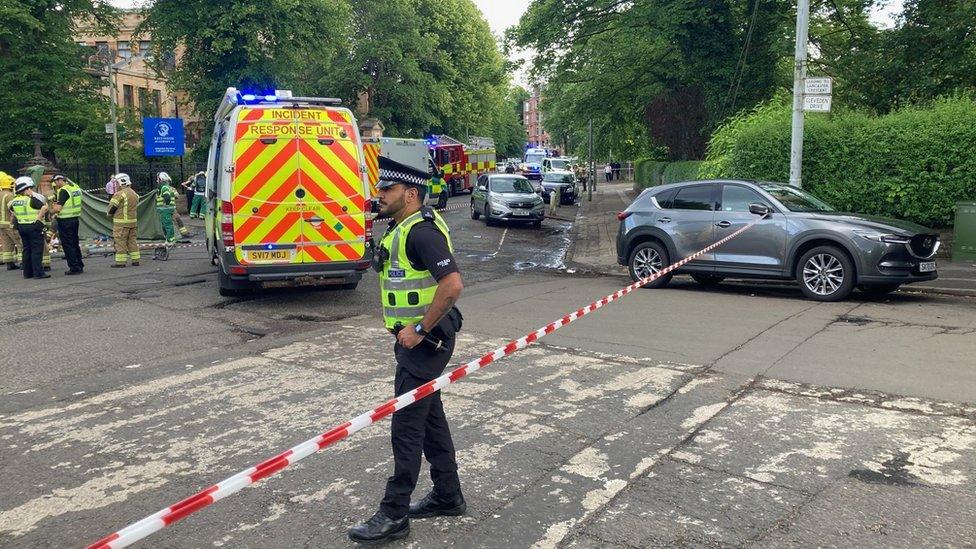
[919,261,936,273]
[513,210,530,216]
[247,249,293,262]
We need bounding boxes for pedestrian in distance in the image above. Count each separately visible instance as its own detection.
[0,172,22,270]
[50,175,85,275]
[8,176,50,279]
[108,173,140,267]
[348,156,466,545]
[180,174,194,216]
[155,172,179,243]
[604,163,613,182]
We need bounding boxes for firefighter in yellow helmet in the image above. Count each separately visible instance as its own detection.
[349,156,465,545]
[108,173,140,267]
[0,172,22,270]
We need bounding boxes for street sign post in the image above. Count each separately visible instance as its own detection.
[803,77,832,95]
[143,117,185,157]
[104,123,115,135]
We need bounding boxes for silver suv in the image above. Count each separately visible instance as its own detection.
[616,180,940,301]
[471,174,546,228]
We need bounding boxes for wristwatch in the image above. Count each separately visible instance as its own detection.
[414,324,429,337]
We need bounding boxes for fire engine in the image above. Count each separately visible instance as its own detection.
[428,135,497,195]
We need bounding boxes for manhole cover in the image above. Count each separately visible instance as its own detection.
[514,261,537,270]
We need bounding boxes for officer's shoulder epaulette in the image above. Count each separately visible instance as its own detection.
[419,206,436,222]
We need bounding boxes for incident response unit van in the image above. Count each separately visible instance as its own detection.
[205,88,373,296]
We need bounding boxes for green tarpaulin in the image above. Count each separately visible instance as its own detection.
[79,190,165,241]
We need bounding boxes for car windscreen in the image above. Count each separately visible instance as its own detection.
[759,183,835,213]
[492,178,535,194]
[524,154,545,164]
[549,159,569,170]
[542,173,573,183]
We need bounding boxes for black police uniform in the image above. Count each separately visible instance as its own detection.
[15,194,47,279]
[379,208,464,520]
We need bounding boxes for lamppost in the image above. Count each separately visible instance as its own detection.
[108,59,129,175]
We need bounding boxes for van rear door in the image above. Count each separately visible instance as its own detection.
[231,108,303,266]
[294,108,366,264]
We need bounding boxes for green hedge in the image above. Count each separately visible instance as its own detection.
[703,96,976,227]
[634,159,705,189]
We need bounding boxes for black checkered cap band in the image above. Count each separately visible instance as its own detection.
[379,168,428,187]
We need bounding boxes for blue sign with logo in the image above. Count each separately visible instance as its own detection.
[143,117,185,157]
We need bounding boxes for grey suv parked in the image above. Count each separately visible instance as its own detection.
[471,174,546,228]
[616,180,939,301]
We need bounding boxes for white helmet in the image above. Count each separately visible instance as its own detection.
[14,176,35,193]
[116,173,132,187]
[157,171,171,183]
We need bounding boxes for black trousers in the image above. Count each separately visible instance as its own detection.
[380,328,461,519]
[57,217,84,272]
[18,223,44,278]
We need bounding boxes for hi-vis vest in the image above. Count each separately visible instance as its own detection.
[379,208,453,330]
[430,175,444,196]
[156,184,176,210]
[57,183,83,219]
[10,194,42,225]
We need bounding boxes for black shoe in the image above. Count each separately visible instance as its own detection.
[111,264,126,268]
[131,261,140,266]
[6,263,18,270]
[65,270,82,275]
[408,491,466,519]
[35,273,51,279]
[347,512,409,545]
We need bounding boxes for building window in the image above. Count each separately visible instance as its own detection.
[138,87,149,115]
[123,85,134,110]
[118,40,131,60]
[152,89,162,117]
[139,41,151,57]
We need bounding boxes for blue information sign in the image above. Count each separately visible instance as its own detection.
[143,117,185,157]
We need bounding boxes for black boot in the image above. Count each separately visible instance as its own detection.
[348,512,409,544]
[6,263,18,270]
[408,491,466,519]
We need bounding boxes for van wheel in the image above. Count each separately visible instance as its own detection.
[797,245,855,301]
[471,200,480,219]
[218,268,250,297]
[628,241,672,289]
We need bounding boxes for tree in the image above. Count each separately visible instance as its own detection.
[0,0,117,163]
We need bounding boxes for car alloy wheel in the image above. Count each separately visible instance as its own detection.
[803,253,845,296]
[633,246,663,279]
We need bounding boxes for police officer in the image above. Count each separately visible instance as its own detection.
[348,157,465,545]
[8,177,49,279]
[51,175,85,275]
[429,159,448,210]
[108,173,140,267]
[0,172,21,270]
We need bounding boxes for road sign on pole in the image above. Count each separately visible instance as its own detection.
[104,123,115,134]
[804,77,832,95]
[802,95,832,112]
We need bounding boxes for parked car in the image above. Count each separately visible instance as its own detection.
[471,174,546,228]
[541,171,578,205]
[616,180,940,301]
[541,157,572,173]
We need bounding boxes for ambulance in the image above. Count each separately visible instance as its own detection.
[205,88,373,296]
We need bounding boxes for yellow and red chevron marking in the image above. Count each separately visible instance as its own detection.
[363,142,380,197]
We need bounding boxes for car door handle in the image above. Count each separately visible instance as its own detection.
[657,217,671,223]
[715,221,731,228]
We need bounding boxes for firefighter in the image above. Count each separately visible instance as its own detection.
[8,177,49,279]
[349,156,465,545]
[51,175,85,275]
[108,173,140,267]
[0,172,22,270]
[155,172,178,243]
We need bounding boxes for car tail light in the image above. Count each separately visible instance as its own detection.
[364,197,373,240]
[616,211,633,221]
[229,265,247,275]
[221,201,235,247]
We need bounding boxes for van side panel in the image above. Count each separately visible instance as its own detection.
[231,108,303,265]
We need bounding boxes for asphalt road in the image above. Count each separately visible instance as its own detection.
[2,193,975,548]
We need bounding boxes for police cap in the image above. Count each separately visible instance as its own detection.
[377,156,430,191]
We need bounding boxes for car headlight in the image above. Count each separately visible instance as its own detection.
[854,230,911,244]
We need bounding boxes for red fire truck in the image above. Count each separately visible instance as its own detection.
[428,135,497,195]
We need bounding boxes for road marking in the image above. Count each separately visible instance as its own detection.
[489,228,508,258]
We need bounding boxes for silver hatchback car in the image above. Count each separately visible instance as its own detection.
[471,173,546,228]
[616,180,940,301]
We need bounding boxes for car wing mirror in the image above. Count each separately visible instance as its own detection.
[749,203,771,217]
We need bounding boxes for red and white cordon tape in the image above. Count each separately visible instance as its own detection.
[86,214,767,548]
